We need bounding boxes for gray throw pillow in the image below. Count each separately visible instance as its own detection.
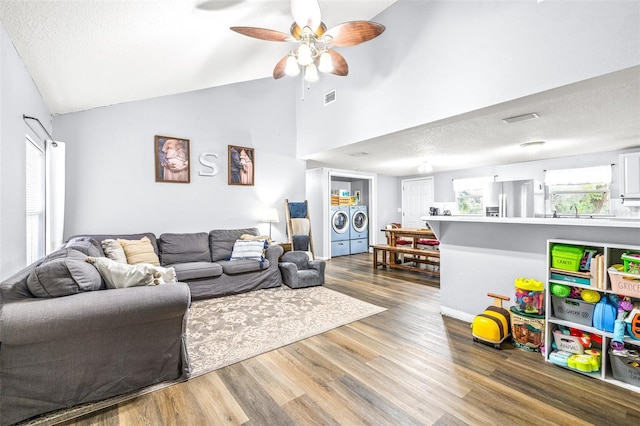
[27,249,103,297]
[66,236,103,257]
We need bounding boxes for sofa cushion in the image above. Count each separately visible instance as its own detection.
[209,228,259,261]
[217,259,270,275]
[158,232,211,265]
[86,257,177,288]
[26,249,103,298]
[117,237,160,265]
[69,233,159,256]
[65,236,103,257]
[101,239,128,263]
[171,262,223,281]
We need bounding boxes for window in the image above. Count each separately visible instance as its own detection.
[452,176,493,215]
[545,165,612,216]
[26,137,45,264]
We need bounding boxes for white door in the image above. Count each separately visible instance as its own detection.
[402,177,434,228]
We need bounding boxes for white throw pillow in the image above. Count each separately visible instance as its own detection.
[101,239,128,264]
[86,257,177,289]
[230,239,267,261]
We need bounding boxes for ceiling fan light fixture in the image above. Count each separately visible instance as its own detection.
[284,53,300,76]
[318,50,333,73]
[304,63,319,82]
[297,43,313,65]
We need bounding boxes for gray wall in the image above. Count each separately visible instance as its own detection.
[0,22,52,280]
[53,78,305,243]
[295,0,640,158]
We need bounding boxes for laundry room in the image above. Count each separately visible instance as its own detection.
[330,178,370,257]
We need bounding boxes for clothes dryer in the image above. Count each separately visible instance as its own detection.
[349,206,369,240]
[349,205,368,254]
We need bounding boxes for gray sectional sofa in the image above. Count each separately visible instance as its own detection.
[0,228,283,425]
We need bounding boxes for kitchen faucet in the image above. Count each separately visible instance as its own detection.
[571,205,578,218]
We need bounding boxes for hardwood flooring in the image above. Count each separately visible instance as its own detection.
[61,254,640,426]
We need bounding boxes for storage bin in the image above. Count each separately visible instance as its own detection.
[509,307,544,352]
[551,245,584,272]
[609,350,640,387]
[551,295,595,326]
[552,329,585,354]
[608,268,640,298]
[622,252,640,275]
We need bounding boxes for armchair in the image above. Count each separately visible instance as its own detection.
[278,251,325,288]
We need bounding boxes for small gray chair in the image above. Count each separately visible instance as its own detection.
[278,251,325,288]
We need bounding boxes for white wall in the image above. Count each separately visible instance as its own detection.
[53,78,305,242]
[0,22,51,280]
[295,0,640,157]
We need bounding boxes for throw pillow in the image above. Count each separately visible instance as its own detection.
[86,257,177,289]
[65,236,103,257]
[101,239,128,263]
[117,236,160,265]
[26,249,103,297]
[240,234,272,242]
[230,239,267,261]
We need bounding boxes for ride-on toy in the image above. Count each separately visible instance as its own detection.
[472,293,511,349]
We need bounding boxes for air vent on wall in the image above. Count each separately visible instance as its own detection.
[324,89,336,106]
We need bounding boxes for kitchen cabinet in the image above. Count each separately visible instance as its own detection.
[545,239,640,393]
[620,152,640,200]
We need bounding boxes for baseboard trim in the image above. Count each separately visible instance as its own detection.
[441,306,474,323]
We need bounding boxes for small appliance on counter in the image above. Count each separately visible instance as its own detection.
[429,207,439,216]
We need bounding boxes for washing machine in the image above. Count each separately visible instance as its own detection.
[349,205,369,254]
[331,206,351,257]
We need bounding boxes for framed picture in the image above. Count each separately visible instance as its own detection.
[155,135,190,183]
[228,145,254,186]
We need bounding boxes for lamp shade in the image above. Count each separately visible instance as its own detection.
[261,207,279,223]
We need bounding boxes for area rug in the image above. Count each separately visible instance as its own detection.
[20,286,385,425]
[187,285,386,377]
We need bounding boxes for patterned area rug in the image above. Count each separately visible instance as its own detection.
[188,285,386,377]
[20,286,385,425]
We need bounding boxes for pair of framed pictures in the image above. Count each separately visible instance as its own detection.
[154,135,254,186]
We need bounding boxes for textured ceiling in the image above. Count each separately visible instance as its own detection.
[0,0,395,113]
[1,1,639,176]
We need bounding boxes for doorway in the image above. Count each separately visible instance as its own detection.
[401,177,434,228]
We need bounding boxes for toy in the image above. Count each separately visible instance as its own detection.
[625,301,640,340]
[472,293,511,349]
[580,289,601,303]
[593,296,616,332]
[550,283,570,298]
[611,297,634,350]
[514,277,545,315]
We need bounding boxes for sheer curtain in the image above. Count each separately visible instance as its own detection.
[46,141,66,254]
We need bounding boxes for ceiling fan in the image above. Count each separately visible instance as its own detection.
[230,0,385,82]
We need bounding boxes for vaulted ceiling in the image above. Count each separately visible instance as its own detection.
[1,1,638,176]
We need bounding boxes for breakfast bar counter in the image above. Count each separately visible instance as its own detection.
[421,215,640,323]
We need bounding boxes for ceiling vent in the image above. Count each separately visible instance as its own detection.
[324,89,336,106]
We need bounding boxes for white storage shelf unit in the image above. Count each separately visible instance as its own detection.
[545,239,640,393]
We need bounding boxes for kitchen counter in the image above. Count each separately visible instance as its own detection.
[420,215,640,239]
[421,215,640,323]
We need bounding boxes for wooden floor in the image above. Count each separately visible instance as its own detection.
[61,254,640,426]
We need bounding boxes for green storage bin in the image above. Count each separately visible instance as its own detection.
[551,244,584,272]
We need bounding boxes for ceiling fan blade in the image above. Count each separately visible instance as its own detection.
[328,50,348,76]
[230,26,293,42]
[324,21,385,47]
[291,0,322,32]
[273,55,289,79]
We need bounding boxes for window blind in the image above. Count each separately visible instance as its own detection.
[545,165,612,185]
[26,138,45,264]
